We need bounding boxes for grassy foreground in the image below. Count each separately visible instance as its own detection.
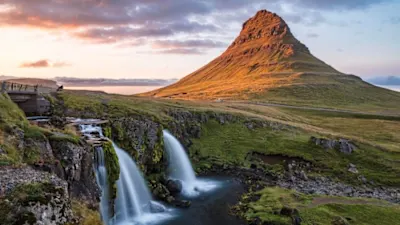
[239,187,400,225]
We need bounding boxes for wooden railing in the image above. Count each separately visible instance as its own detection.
[1,81,56,94]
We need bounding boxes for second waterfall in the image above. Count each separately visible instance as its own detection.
[163,130,220,197]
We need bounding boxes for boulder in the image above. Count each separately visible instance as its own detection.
[310,137,356,154]
[172,199,191,208]
[348,164,359,174]
[166,179,183,195]
[149,201,166,213]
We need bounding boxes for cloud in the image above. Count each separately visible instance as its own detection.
[306,33,319,38]
[0,0,393,52]
[19,59,70,68]
[152,39,227,49]
[156,48,205,55]
[293,0,389,10]
[389,17,400,24]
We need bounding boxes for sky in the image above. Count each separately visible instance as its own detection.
[0,0,399,80]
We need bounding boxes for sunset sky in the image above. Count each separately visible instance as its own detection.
[0,0,399,80]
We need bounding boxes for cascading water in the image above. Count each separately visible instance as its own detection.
[94,146,110,222]
[163,130,219,197]
[78,121,173,225]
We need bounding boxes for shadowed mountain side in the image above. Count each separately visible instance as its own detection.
[141,10,400,114]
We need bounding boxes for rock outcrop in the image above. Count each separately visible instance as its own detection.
[108,117,164,174]
[50,139,100,204]
[310,136,356,154]
[0,167,75,225]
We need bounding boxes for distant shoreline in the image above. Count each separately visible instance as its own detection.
[64,85,164,95]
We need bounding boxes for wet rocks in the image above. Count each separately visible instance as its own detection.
[172,199,191,208]
[310,137,356,154]
[149,201,166,213]
[166,179,183,195]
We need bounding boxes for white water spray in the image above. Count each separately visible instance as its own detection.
[163,130,219,197]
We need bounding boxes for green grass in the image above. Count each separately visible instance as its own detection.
[301,204,400,225]
[255,77,400,115]
[241,187,400,225]
[23,125,52,140]
[278,108,400,152]
[190,120,400,186]
[243,187,312,224]
[0,93,27,130]
[49,134,80,144]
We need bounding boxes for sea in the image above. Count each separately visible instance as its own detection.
[65,85,164,95]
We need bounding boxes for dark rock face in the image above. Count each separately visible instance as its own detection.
[109,117,164,174]
[24,138,54,162]
[0,167,75,225]
[50,139,100,205]
[310,137,356,154]
[166,179,183,195]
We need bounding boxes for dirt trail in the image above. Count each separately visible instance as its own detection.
[238,101,400,117]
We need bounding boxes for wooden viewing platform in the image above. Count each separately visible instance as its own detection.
[1,81,58,115]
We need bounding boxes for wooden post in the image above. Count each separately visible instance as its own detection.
[1,82,5,92]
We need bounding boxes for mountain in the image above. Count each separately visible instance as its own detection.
[367,76,400,85]
[142,10,400,113]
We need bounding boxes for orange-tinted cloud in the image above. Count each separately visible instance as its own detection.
[19,59,70,68]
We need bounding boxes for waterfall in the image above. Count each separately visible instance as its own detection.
[94,146,110,223]
[163,130,220,197]
[114,144,152,220]
[163,130,196,184]
[78,121,172,225]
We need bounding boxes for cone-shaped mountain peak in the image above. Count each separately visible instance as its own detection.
[141,10,400,109]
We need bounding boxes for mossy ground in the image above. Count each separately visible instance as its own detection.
[239,187,400,225]
[190,120,400,187]
[71,200,102,225]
